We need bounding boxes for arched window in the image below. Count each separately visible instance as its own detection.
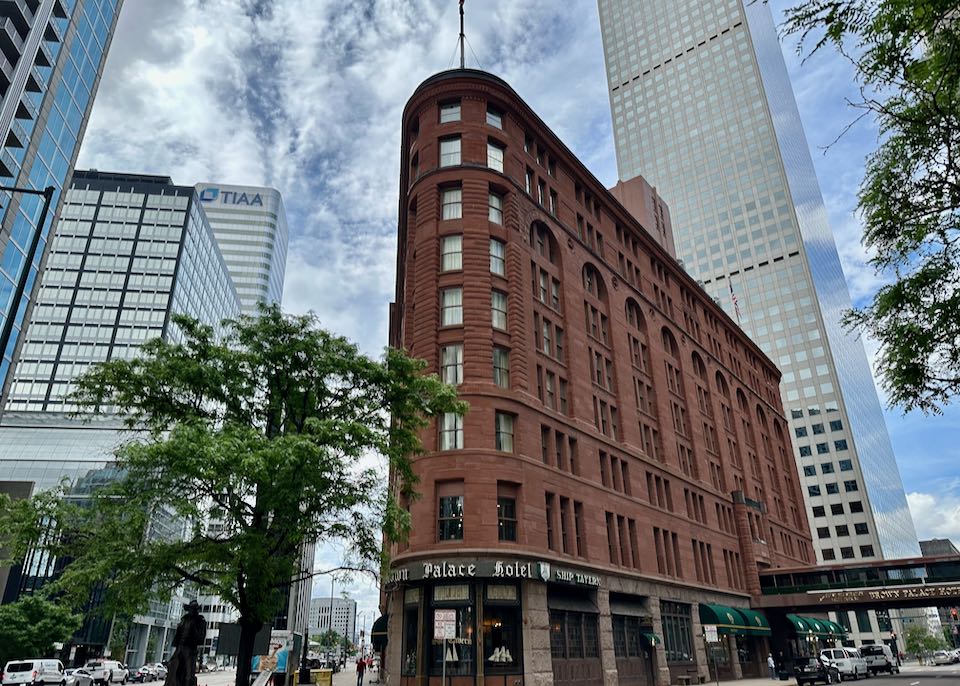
[625,298,650,373]
[715,371,730,398]
[691,352,712,419]
[755,405,768,429]
[691,352,707,381]
[530,222,563,312]
[582,263,606,301]
[530,222,558,265]
[626,299,645,331]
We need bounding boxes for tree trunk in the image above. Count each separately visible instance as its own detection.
[235,616,261,686]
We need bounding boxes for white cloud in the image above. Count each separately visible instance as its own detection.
[907,492,960,543]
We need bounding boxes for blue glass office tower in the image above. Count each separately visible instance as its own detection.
[0,0,124,401]
[599,0,925,642]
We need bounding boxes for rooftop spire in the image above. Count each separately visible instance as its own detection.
[459,0,465,69]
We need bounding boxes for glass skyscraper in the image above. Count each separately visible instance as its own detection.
[598,0,924,641]
[0,0,124,400]
[195,182,288,316]
[0,170,241,662]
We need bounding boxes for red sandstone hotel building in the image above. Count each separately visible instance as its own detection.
[385,69,815,686]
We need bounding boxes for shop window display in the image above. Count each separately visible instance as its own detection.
[429,585,475,676]
[402,605,419,676]
[483,584,522,674]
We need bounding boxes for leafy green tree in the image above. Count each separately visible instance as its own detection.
[780,0,960,413]
[0,306,463,686]
[314,629,341,649]
[904,622,947,662]
[0,595,82,665]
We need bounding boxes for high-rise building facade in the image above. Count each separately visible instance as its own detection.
[195,183,288,316]
[0,170,241,664]
[309,596,357,642]
[384,69,825,686]
[597,0,921,644]
[0,0,124,398]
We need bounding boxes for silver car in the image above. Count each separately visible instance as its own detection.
[65,669,93,686]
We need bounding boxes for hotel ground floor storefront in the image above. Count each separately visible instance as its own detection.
[383,556,772,686]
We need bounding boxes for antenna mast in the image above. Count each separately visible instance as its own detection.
[459,0,465,68]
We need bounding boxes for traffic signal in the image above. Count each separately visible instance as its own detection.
[951,608,958,621]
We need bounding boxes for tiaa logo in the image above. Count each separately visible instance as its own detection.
[199,187,220,202]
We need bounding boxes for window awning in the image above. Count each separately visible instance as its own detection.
[610,596,650,618]
[641,631,661,646]
[737,608,772,636]
[786,614,811,634]
[823,620,847,637]
[786,614,834,638]
[698,603,748,635]
[371,614,388,651]
[805,617,831,637]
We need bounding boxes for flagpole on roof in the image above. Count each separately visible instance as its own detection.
[459,0,465,69]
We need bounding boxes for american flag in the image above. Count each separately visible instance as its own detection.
[728,280,741,323]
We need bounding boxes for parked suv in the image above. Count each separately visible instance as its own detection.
[795,656,840,686]
[2,660,65,686]
[859,644,898,675]
[820,648,867,680]
[82,662,126,686]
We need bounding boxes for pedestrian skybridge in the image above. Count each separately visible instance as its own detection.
[755,554,960,611]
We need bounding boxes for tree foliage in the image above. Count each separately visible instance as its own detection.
[0,595,82,665]
[314,629,341,648]
[0,305,463,686]
[904,622,946,658]
[781,0,960,413]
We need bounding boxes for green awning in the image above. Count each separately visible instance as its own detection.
[699,603,749,635]
[641,631,661,646]
[823,620,847,637]
[371,614,388,651]
[737,609,772,636]
[804,617,831,637]
[786,614,811,635]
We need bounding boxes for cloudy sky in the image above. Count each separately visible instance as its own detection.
[75,0,960,624]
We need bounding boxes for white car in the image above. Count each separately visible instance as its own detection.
[2,660,66,686]
[820,648,867,680]
[82,662,127,686]
[932,651,953,666]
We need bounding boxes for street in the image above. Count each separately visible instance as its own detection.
[194,663,960,686]
[191,665,383,686]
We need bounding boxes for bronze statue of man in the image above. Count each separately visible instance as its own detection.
[164,600,207,686]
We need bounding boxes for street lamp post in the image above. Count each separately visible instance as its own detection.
[0,185,55,367]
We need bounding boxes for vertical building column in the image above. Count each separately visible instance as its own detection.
[521,580,552,686]
[596,588,617,686]
[384,590,403,686]
[690,604,709,683]
[728,634,743,680]
[648,598,671,686]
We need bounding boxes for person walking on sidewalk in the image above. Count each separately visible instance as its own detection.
[356,656,367,686]
[768,654,777,679]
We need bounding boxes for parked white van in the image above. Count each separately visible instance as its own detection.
[2,659,66,686]
[820,648,868,680]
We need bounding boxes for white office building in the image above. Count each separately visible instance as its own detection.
[195,183,288,316]
[597,0,923,646]
[309,596,356,642]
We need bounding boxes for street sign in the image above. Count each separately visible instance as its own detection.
[704,624,719,643]
[434,609,457,640]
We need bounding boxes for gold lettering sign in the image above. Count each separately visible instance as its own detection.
[486,585,518,601]
[434,584,470,602]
